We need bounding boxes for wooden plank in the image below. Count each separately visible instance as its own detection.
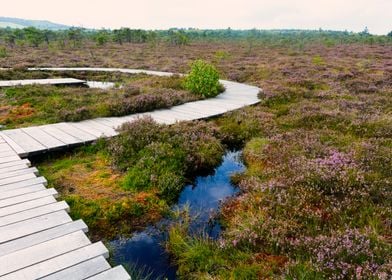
[174,102,227,115]
[93,117,124,128]
[0,155,21,164]
[1,242,109,280]
[0,159,30,169]
[0,230,91,276]
[40,124,82,145]
[51,123,96,142]
[22,127,66,149]
[215,96,260,105]
[0,78,85,87]
[0,220,87,257]
[198,100,242,109]
[68,123,107,138]
[0,167,38,180]
[40,256,110,280]
[0,184,46,200]
[145,110,178,124]
[0,195,56,217]
[0,188,57,208]
[85,119,119,134]
[0,143,15,153]
[0,132,26,156]
[1,129,46,154]
[87,266,131,280]
[0,176,47,192]
[67,123,103,138]
[170,106,215,118]
[0,201,69,227]
[0,210,72,244]
[117,115,139,124]
[166,109,203,121]
[76,120,118,137]
[0,150,17,158]
[0,172,37,186]
[0,165,33,176]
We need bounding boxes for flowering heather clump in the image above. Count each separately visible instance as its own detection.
[215,107,276,146]
[301,149,366,196]
[108,89,197,116]
[109,117,224,201]
[291,229,391,279]
[108,117,162,170]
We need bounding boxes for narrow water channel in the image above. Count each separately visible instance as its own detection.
[110,151,245,279]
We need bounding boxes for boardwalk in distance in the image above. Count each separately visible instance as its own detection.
[0,78,86,88]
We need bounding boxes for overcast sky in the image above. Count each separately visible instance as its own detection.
[2,0,391,34]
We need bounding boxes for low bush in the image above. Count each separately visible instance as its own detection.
[216,108,275,147]
[109,117,224,201]
[122,142,185,201]
[0,47,7,58]
[185,60,223,98]
[59,106,92,122]
[290,229,391,279]
[107,90,194,117]
[108,117,162,170]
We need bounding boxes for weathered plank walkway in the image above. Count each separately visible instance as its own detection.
[0,78,86,88]
[0,68,261,157]
[0,68,260,279]
[0,134,130,279]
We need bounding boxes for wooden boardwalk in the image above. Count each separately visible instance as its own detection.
[0,68,260,279]
[1,68,261,157]
[0,78,86,88]
[0,134,130,279]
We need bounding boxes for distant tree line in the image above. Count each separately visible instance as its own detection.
[0,26,391,48]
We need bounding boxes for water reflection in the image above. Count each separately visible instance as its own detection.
[110,151,244,279]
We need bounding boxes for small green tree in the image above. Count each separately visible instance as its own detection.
[168,30,189,46]
[5,33,16,47]
[67,27,83,48]
[94,30,109,46]
[185,60,222,98]
[0,47,7,58]
[24,27,44,47]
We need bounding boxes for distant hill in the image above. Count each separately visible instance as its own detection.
[0,17,70,30]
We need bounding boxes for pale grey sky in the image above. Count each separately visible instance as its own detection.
[2,0,391,34]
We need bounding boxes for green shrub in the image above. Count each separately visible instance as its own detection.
[108,117,162,170]
[217,109,267,147]
[122,142,185,201]
[185,60,222,97]
[0,47,7,58]
[109,118,224,201]
[312,55,325,66]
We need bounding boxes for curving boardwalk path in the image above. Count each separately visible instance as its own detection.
[0,68,261,280]
[0,68,261,157]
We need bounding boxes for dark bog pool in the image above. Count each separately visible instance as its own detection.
[110,151,245,279]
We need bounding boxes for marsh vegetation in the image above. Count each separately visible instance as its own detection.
[0,72,198,128]
[3,30,391,279]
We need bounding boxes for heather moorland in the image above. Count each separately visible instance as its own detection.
[1,29,391,279]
